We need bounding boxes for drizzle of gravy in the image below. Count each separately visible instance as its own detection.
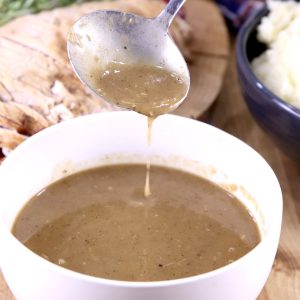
[145,116,155,197]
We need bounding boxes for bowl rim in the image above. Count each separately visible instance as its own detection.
[236,5,300,118]
[0,112,283,289]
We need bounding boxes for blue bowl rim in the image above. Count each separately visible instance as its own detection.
[236,6,300,118]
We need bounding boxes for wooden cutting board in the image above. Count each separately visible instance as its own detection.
[0,0,229,298]
[174,0,229,118]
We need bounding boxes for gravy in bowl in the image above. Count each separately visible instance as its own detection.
[13,164,260,281]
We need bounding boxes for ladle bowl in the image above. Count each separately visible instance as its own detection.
[67,0,190,111]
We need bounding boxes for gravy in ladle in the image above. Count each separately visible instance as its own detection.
[90,62,188,117]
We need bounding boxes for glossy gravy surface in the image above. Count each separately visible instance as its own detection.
[90,62,188,117]
[13,164,260,281]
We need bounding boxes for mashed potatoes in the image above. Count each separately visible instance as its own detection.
[252,0,300,108]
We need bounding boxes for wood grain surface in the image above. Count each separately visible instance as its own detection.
[166,0,230,118]
[210,39,300,300]
[4,1,300,300]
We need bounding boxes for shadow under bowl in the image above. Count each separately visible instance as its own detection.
[236,6,300,163]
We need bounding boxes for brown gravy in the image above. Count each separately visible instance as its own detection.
[13,164,260,281]
[90,62,188,117]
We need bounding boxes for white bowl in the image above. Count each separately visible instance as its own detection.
[0,111,282,300]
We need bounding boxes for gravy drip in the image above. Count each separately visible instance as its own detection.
[90,62,188,199]
[144,117,155,197]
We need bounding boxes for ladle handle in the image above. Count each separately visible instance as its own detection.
[156,0,186,30]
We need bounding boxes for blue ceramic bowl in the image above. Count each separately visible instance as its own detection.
[236,6,300,163]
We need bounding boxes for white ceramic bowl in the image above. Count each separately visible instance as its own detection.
[0,111,282,300]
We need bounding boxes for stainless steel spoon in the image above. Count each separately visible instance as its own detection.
[67,0,190,112]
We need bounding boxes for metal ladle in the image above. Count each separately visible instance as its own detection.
[67,0,190,113]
